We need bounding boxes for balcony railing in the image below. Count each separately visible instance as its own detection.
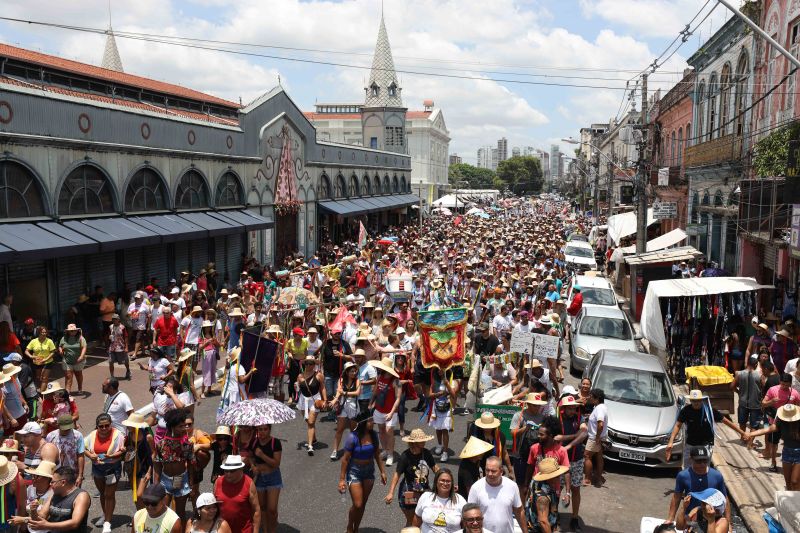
[684,133,743,168]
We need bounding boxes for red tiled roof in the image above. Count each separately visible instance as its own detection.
[0,43,239,109]
[0,75,240,127]
[407,111,433,119]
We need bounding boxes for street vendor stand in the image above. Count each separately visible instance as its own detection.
[640,277,770,382]
[684,365,735,414]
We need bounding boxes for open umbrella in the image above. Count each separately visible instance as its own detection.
[377,238,396,246]
[217,398,296,426]
[276,287,319,308]
[432,207,453,216]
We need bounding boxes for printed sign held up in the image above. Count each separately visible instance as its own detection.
[533,333,559,359]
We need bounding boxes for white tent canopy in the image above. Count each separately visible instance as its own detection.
[432,194,464,208]
[641,277,767,351]
[607,209,657,245]
[611,228,688,262]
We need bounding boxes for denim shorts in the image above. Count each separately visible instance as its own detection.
[346,461,375,485]
[783,446,800,465]
[737,406,763,428]
[92,462,122,483]
[255,469,283,491]
[159,470,191,497]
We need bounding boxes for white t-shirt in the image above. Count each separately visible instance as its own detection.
[127,302,150,330]
[148,358,171,389]
[467,477,522,533]
[153,392,176,428]
[180,316,203,345]
[513,322,535,334]
[785,358,799,376]
[587,402,609,440]
[103,391,133,432]
[415,492,467,533]
[307,337,323,356]
[492,314,512,336]
[150,305,164,330]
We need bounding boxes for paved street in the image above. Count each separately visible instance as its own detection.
[69,354,675,533]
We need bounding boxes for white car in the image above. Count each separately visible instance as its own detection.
[563,241,597,272]
[569,305,640,374]
[567,275,618,309]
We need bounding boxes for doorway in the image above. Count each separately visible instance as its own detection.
[275,213,298,266]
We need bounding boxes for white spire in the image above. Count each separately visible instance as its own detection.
[101,28,124,72]
[364,14,402,107]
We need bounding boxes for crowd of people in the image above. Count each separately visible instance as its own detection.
[0,194,765,533]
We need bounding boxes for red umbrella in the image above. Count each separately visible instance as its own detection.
[377,239,395,246]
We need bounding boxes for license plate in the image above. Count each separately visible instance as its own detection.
[619,450,646,462]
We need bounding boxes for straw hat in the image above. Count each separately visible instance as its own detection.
[401,428,435,443]
[685,389,707,401]
[122,413,150,429]
[368,357,399,378]
[0,457,18,486]
[227,347,241,362]
[267,324,282,334]
[0,439,18,454]
[25,460,56,479]
[525,360,543,369]
[191,306,203,315]
[777,329,792,338]
[459,436,495,459]
[43,381,64,395]
[524,393,547,406]
[178,348,194,363]
[353,348,366,357]
[533,456,569,482]
[201,320,214,328]
[65,324,79,332]
[214,426,232,437]
[228,308,244,318]
[778,404,800,423]
[757,323,769,331]
[474,412,501,429]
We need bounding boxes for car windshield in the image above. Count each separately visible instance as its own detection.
[569,234,588,242]
[581,287,616,306]
[565,246,594,258]
[579,316,631,340]
[594,367,674,407]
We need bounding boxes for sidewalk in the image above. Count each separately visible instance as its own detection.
[620,296,778,533]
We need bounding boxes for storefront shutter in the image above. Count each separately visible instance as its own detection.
[7,261,49,326]
[57,256,87,318]
[188,238,209,274]
[764,244,777,271]
[174,241,190,278]
[124,248,146,288]
[144,245,169,290]
[213,236,227,278]
[226,233,244,283]
[88,252,117,296]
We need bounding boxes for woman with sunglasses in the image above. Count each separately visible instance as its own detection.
[184,414,212,511]
[412,468,466,532]
[296,356,326,456]
[154,408,194,523]
[250,425,282,533]
[84,413,125,533]
[184,492,231,533]
[210,427,233,484]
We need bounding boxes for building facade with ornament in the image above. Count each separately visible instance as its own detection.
[0,38,411,328]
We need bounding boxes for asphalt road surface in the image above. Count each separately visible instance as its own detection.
[83,363,675,533]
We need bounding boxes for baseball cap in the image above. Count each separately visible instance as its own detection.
[23,318,34,326]
[689,488,726,516]
[2,353,21,363]
[196,493,219,508]
[781,373,793,383]
[17,422,42,435]
[690,447,710,460]
[141,484,166,503]
[57,414,74,430]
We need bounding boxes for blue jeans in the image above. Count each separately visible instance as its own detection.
[255,469,283,491]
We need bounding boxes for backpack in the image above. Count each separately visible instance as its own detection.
[512,418,540,461]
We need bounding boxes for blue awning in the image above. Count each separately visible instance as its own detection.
[0,222,100,260]
[318,199,366,217]
[131,214,208,243]
[63,218,161,251]
[209,210,274,231]
[176,212,241,236]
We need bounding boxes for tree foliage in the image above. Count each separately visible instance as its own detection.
[753,121,800,177]
[448,163,498,189]
[496,156,543,194]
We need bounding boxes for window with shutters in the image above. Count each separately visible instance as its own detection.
[734,52,748,136]
[719,64,731,136]
[392,175,399,193]
[0,160,47,219]
[696,83,706,142]
[677,128,683,166]
[707,73,718,141]
[175,170,209,210]
[362,175,371,196]
[215,172,243,207]
[319,174,331,200]
[788,21,800,114]
[58,163,115,216]
[335,174,346,198]
[383,175,390,194]
[385,126,404,147]
[373,175,381,195]
[349,175,359,197]
[125,167,168,212]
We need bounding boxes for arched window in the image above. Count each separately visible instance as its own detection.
[734,51,749,136]
[319,174,331,200]
[174,170,209,210]
[373,175,381,195]
[370,83,379,97]
[388,83,397,97]
[383,175,391,194]
[719,63,732,137]
[0,160,47,219]
[362,175,371,196]
[686,123,691,148]
[677,128,683,165]
[125,167,168,212]
[335,174,346,198]
[58,164,115,216]
[671,131,676,165]
[392,175,399,193]
[215,172,243,208]
[400,175,407,193]
[692,191,700,213]
[349,175,359,197]
[702,191,710,206]
[697,83,706,142]
[708,73,718,140]
[714,189,724,206]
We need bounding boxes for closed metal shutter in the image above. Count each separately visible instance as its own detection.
[57,256,87,318]
[88,252,117,296]
[6,261,49,325]
[174,241,190,278]
[226,233,244,282]
[144,245,169,289]
[188,238,209,274]
[124,248,146,288]
[765,244,777,271]
[213,236,227,278]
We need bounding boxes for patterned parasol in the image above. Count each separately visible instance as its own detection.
[216,398,296,426]
[276,287,319,308]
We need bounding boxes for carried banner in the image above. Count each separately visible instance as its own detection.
[240,328,279,395]
[418,307,468,371]
[509,330,534,355]
[533,333,559,359]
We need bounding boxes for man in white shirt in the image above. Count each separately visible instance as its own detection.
[397,327,414,352]
[180,306,204,363]
[100,377,133,433]
[513,311,536,333]
[169,288,186,310]
[467,456,525,533]
[127,291,151,360]
[491,306,513,339]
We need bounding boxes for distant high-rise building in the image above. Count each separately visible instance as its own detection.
[497,138,508,163]
[523,146,535,157]
[449,154,462,165]
[477,146,492,169]
[491,148,499,170]
[512,146,521,158]
[550,144,562,181]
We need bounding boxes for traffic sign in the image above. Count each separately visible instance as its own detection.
[652,202,677,219]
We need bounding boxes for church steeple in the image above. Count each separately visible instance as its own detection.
[101,27,124,72]
[364,14,402,107]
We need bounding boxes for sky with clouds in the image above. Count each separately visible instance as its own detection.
[0,0,734,163]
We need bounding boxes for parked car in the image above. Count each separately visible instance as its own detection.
[584,349,683,469]
[567,233,589,243]
[567,275,617,308]
[563,241,597,272]
[569,305,638,374]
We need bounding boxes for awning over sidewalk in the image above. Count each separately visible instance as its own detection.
[607,209,657,245]
[623,246,702,266]
[319,195,420,216]
[318,199,370,216]
[641,277,772,351]
[615,228,687,257]
[0,210,274,264]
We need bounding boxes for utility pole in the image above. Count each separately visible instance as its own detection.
[607,161,614,221]
[636,73,649,254]
[592,153,600,224]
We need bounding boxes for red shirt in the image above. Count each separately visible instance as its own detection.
[527,442,570,493]
[93,431,112,454]
[153,316,179,346]
[567,293,583,316]
[196,276,207,292]
[355,270,369,289]
[374,375,397,414]
[214,474,254,533]
[0,333,19,353]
